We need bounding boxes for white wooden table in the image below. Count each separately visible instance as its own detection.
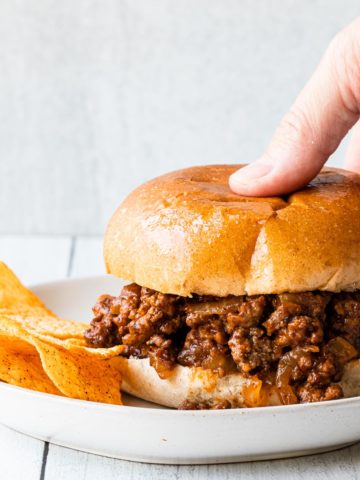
[0,235,359,480]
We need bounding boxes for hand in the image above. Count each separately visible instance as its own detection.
[229,18,360,196]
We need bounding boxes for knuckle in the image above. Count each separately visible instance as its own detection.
[278,109,313,145]
[328,30,348,58]
[326,23,360,113]
[328,19,360,58]
[278,109,332,159]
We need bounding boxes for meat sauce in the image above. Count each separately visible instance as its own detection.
[84,285,360,407]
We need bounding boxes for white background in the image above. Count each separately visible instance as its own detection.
[0,0,359,235]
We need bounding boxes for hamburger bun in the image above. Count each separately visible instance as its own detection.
[116,357,360,408]
[104,165,360,297]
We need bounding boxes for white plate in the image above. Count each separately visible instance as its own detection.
[0,275,359,464]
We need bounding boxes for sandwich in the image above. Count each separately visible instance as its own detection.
[84,165,360,409]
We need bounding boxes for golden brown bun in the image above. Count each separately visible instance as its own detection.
[115,357,360,408]
[104,165,360,296]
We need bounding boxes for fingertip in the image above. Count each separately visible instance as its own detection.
[229,160,323,197]
[229,140,328,196]
[229,162,273,195]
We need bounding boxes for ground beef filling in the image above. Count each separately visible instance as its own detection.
[84,285,360,405]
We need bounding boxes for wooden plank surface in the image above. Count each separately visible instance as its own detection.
[43,443,360,480]
[0,235,72,284]
[1,235,360,479]
[0,425,45,480]
[71,236,105,277]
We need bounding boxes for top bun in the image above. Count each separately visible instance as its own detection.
[104,165,360,296]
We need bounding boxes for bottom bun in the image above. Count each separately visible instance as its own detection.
[112,357,360,408]
[340,360,360,398]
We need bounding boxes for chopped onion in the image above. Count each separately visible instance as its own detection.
[276,346,319,405]
[326,337,357,365]
[185,297,242,315]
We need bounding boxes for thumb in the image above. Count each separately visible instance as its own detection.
[230,18,360,196]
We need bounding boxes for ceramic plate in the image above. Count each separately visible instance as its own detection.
[0,275,359,464]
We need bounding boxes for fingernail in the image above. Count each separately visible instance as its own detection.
[230,162,273,185]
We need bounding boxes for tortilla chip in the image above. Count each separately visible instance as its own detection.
[0,311,89,341]
[0,262,124,405]
[33,337,122,404]
[0,334,62,395]
[0,261,88,340]
[0,262,49,312]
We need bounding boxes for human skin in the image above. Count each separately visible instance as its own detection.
[229,18,360,196]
